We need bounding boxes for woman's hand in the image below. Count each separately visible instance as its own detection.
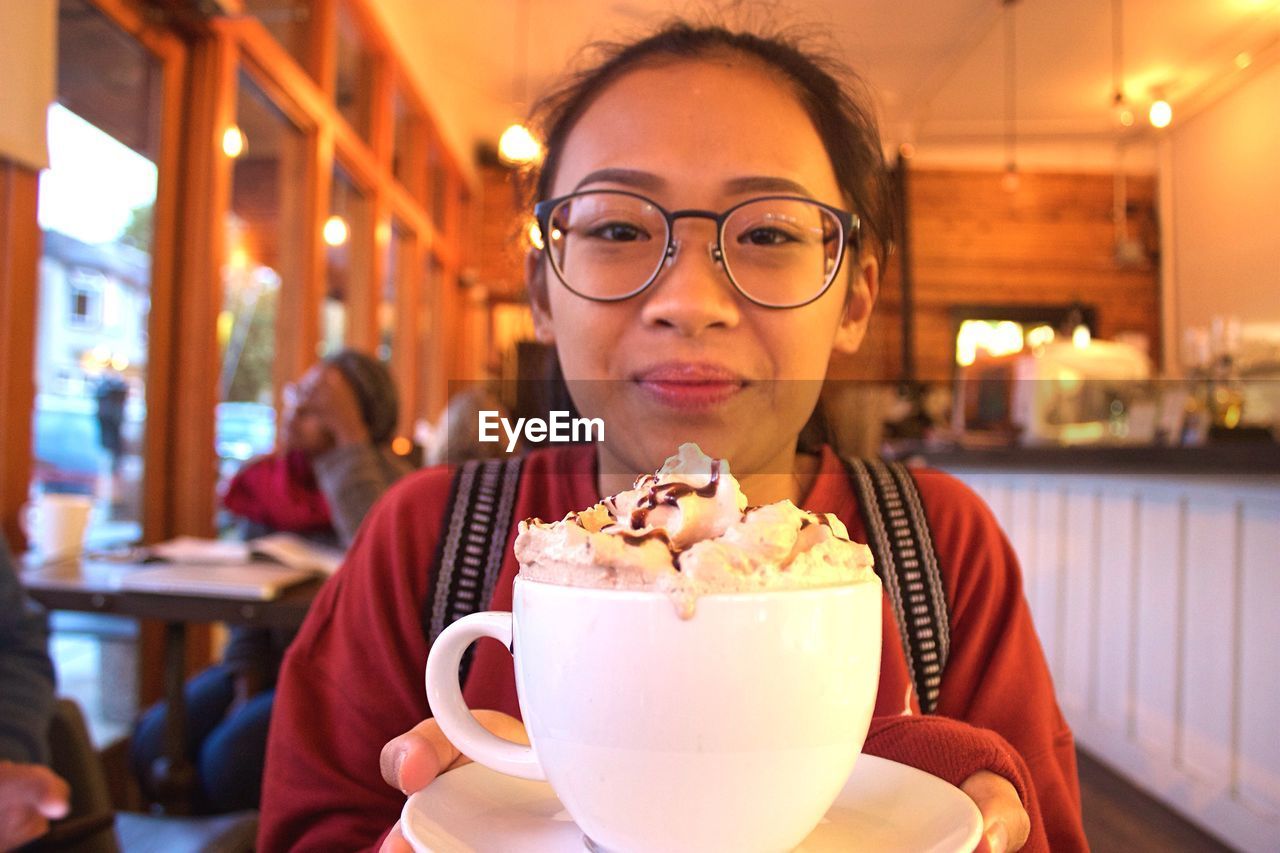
[302,367,371,448]
[961,770,1030,853]
[0,762,69,852]
[377,711,527,853]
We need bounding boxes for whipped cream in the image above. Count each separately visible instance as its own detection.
[514,443,877,616]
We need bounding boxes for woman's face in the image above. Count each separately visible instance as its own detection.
[531,56,878,480]
[282,364,337,456]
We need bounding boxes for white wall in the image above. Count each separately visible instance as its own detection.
[0,0,55,170]
[1165,62,1280,371]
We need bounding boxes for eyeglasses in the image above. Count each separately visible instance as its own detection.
[532,190,860,309]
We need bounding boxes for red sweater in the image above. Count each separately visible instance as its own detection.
[258,446,1086,851]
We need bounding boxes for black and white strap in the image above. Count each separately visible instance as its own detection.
[423,457,524,685]
[844,457,950,714]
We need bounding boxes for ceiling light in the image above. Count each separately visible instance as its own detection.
[323,215,350,247]
[222,125,246,158]
[1148,99,1172,128]
[499,123,542,166]
[497,0,541,167]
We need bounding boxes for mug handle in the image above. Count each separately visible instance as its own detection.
[424,610,546,781]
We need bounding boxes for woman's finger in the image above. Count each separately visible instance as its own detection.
[379,720,453,794]
[377,821,415,853]
[960,770,1030,853]
[379,711,529,794]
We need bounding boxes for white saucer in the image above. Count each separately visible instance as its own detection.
[402,753,983,852]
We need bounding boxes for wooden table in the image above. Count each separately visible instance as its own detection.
[21,556,323,815]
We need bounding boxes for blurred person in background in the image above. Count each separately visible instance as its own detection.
[129,349,413,814]
[424,383,516,466]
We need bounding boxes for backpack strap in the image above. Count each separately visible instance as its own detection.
[843,457,950,714]
[423,457,524,685]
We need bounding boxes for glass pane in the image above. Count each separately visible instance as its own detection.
[379,221,410,363]
[417,256,442,419]
[321,165,372,356]
[34,2,160,553]
[218,72,308,491]
[335,3,374,141]
[392,88,421,196]
[243,0,313,78]
[429,144,447,230]
[32,0,161,747]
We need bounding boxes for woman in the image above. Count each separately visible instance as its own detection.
[259,23,1085,852]
[130,349,412,814]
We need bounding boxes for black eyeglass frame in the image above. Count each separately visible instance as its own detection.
[532,189,862,309]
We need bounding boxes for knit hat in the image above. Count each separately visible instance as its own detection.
[325,349,400,445]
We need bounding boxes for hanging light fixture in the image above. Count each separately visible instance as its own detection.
[1110,0,1135,127]
[498,0,542,166]
[222,124,246,158]
[1148,96,1173,128]
[1000,0,1020,192]
[323,214,349,247]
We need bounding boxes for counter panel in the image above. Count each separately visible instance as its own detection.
[947,466,1280,852]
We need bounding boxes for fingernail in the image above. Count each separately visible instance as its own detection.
[391,745,409,793]
[986,822,1009,853]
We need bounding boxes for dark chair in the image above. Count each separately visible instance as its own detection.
[28,699,257,853]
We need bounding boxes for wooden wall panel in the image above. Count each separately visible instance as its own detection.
[884,167,1161,381]
[1238,501,1280,815]
[1180,498,1238,784]
[1095,492,1137,735]
[1061,490,1098,717]
[1033,487,1066,681]
[0,160,40,550]
[1134,496,1182,758]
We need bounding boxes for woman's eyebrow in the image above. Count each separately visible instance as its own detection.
[573,168,666,192]
[722,176,814,197]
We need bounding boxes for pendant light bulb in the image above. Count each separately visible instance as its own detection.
[499,123,542,166]
[1149,99,1172,129]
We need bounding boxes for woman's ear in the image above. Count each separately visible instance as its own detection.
[832,253,880,355]
[526,249,556,344]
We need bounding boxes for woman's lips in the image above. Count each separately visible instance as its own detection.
[633,363,748,411]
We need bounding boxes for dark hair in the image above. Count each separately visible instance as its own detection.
[525,21,894,267]
[324,349,399,445]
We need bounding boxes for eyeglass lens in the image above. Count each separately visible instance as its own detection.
[545,192,843,307]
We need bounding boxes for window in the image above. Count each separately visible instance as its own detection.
[67,268,104,328]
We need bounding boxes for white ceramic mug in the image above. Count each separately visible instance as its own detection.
[23,493,93,562]
[425,575,882,853]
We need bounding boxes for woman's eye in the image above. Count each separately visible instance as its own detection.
[739,227,796,246]
[587,221,648,241]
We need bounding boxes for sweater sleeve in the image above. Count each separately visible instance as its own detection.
[258,468,447,853]
[913,470,1088,851]
[0,544,56,765]
[311,444,414,547]
[864,714,1047,852]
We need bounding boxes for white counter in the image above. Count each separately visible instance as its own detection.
[941,465,1280,852]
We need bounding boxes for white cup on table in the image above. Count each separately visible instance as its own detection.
[23,493,93,562]
[425,575,882,853]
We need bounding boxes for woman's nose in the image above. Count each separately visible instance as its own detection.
[638,229,740,336]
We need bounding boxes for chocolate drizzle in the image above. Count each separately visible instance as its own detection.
[629,460,721,529]
[618,528,675,548]
[614,460,723,572]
